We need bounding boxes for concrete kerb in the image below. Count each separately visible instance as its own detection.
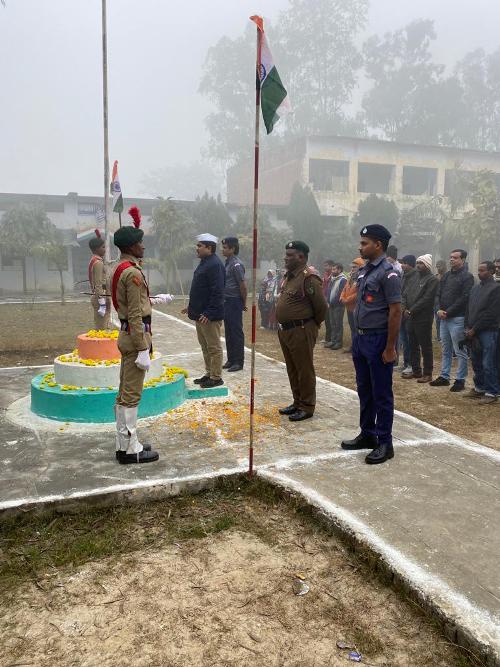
[257,469,500,667]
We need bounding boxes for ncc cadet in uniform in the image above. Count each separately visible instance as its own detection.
[341,224,402,464]
[88,229,110,329]
[112,206,172,464]
[276,241,327,421]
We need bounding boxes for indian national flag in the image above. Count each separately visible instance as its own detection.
[251,15,290,134]
[110,160,123,213]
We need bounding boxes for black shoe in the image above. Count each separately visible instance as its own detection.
[194,375,210,385]
[222,361,232,369]
[365,443,394,465]
[116,443,151,460]
[200,377,224,389]
[429,376,450,387]
[450,380,465,393]
[289,410,313,422]
[118,449,160,464]
[341,433,377,450]
[331,344,343,350]
[227,364,243,372]
[279,404,298,415]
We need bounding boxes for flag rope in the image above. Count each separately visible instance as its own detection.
[248,18,263,477]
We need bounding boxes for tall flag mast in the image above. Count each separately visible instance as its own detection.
[101,0,111,260]
[111,160,124,227]
[248,15,289,477]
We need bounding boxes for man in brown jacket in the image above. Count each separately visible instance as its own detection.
[276,241,327,421]
[112,206,159,464]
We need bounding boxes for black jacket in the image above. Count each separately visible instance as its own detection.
[465,279,500,332]
[403,270,439,320]
[437,266,474,318]
[188,253,225,321]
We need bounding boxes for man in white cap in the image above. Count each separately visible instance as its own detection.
[182,234,225,388]
[403,254,438,383]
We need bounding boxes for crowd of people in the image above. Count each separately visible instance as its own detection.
[88,206,500,467]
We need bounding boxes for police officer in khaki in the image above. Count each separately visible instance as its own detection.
[276,241,327,421]
[88,230,111,329]
[112,206,159,464]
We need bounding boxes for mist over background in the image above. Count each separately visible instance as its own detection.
[2,0,500,199]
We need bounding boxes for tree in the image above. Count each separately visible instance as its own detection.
[286,183,326,265]
[150,199,196,296]
[233,207,290,269]
[353,194,399,232]
[33,224,68,304]
[0,203,51,293]
[275,0,368,137]
[190,192,234,240]
[141,160,224,200]
[362,20,464,145]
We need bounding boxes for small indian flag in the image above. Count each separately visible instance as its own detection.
[251,15,290,134]
[110,160,123,213]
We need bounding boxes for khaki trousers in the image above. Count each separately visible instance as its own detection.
[278,320,319,414]
[196,320,223,379]
[116,350,146,407]
[91,296,111,330]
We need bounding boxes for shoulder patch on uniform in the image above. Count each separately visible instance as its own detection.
[307,285,315,294]
[132,275,142,286]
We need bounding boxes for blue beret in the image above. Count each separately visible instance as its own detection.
[360,224,392,242]
[286,240,310,254]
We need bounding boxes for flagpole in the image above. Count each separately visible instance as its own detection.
[248,18,263,478]
[101,0,111,261]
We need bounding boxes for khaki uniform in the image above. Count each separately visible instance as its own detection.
[89,256,111,329]
[113,253,152,408]
[276,266,327,414]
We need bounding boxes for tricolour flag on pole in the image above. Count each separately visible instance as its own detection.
[110,160,123,213]
[251,15,290,134]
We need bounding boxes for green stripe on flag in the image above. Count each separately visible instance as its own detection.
[261,66,287,134]
[113,194,123,213]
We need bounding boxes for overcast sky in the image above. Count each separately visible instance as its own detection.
[1,0,499,197]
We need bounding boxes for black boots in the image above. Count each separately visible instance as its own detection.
[341,433,377,450]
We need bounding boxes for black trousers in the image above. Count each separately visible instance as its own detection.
[323,305,332,342]
[407,317,434,375]
[329,305,345,347]
[224,297,245,367]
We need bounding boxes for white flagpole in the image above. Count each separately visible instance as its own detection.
[101,0,111,261]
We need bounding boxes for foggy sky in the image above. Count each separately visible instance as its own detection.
[1,0,499,198]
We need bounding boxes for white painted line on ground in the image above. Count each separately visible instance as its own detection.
[258,468,500,650]
[0,364,52,371]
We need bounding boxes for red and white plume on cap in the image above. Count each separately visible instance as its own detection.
[128,206,141,228]
[94,228,101,238]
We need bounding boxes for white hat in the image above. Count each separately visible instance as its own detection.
[417,254,433,271]
[196,233,218,244]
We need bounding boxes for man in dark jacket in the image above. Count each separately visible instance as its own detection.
[464,261,500,404]
[430,249,474,392]
[182,233,225,389]
[327,263,347,350]
[399,255,418,375]
[402,254,438,382]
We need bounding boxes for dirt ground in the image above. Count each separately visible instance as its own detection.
[1,300,498,450]
[0,486,477,667]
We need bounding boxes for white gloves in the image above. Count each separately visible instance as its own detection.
[135,349,151,371]
[150,293,174,305]
[97,297,106,317]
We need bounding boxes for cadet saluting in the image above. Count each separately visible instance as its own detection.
[341,225,401,464]
[276,241,327,422]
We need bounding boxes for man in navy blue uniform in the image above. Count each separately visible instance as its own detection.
[222,237,247,372]
[182,233,225,389]
[341,225,402,464]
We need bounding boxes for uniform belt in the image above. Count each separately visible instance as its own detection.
[120,316,152,333]
[278,318,313,331]
[356,328,388,336]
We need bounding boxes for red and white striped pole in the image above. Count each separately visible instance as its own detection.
[248,16,263,477]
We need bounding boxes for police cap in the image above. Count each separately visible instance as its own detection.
[286,240,310,255]
[360,224,392,243]
[221,236,239,246]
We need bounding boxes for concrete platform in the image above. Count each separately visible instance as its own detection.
[1,310,499,665]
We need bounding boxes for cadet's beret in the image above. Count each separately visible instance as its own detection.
[114,226,144,249]
[401,254,416,267]
[360,224,392,242]
[286,240,310,254]
[89,229,104,251]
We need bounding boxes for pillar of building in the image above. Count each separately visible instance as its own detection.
[349,160,358,195]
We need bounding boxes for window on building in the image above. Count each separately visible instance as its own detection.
[78,203,101,216]
[357,163,394,194]
[309,159,349,192]
[1,254,23,270]
[402,166,438,196]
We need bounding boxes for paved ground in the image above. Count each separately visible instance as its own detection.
[1,310,499,664]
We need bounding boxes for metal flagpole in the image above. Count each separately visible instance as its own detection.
[101,0,111,261]
[248,16,263,477]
